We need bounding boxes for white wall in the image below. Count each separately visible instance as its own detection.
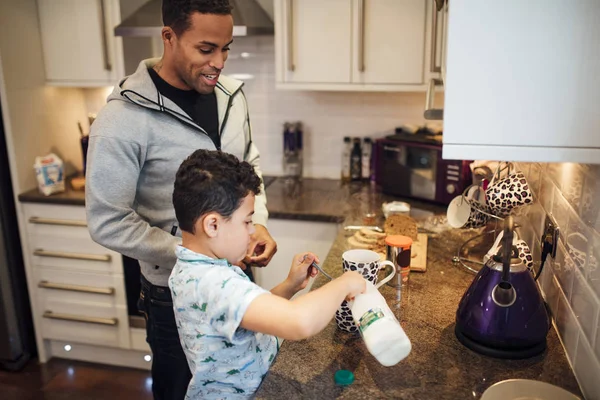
[0,0,89,194]
[82,36,442,179]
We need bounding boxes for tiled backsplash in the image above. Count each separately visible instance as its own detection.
[515,162,600,400]
[83,36,441,179]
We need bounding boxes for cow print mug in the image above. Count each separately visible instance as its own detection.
[334,249,395,333]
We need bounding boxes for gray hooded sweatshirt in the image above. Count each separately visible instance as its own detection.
[85,59,268,286]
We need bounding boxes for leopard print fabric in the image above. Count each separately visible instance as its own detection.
[486,172,533,218]
[334,259,380,334]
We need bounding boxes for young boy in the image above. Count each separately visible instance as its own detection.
[169,150,366,399]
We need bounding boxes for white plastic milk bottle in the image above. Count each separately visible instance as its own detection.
[349,280,412,366]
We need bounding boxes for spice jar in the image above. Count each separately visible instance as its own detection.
[385,235,413,288]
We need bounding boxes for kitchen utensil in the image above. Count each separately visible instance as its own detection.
[344,225,384,233]
[335,249,395,333]
[480,379,580,400]
[309,260,332,281]
[485,171,533,218]
[455,217,550,359]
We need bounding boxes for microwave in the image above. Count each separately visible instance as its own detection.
[374,135,472,205]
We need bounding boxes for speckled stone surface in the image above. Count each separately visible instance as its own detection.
[256,185,582,399]
[18,176,582,398]
[17,175,280,207]
[18,179,86,206]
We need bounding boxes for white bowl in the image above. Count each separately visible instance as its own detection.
[481,379,580,400]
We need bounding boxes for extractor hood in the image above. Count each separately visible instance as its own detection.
[114,0,274,37]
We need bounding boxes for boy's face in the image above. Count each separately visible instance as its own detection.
[214,194,256,264]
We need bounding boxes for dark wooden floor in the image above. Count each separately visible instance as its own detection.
[0,358,153,399]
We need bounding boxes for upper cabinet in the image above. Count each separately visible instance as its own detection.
[37,0,125,87]
[442,0,600,164]
[274,0,438,91]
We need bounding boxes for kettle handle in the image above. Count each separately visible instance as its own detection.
[487,229,521,260]
[376,261,396,290]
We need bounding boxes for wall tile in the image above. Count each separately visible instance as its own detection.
[540,263,557,312]
[556,286,580,365]
[574,334,600,400]
[553,190,571,234]
[596,317,600,364]
[560,164,585,212]
[565,212,590,272]
[539,175,555,214]
[580,169,600,227]
[547,163,564,190]
[570,268,600,348]
[527,163,542,198]
[527,202,547,240]
[517,221,535,251]
[588,232,600,299]
[553,241,576,301]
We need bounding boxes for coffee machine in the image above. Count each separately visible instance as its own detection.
[455,217,550,359]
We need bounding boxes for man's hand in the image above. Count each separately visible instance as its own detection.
[244,224,277,267]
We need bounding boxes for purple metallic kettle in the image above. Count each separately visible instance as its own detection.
[455,217,550,359]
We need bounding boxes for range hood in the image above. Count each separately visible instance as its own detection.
[114,0,274,37]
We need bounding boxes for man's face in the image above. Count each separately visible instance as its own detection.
[171,12,233,94]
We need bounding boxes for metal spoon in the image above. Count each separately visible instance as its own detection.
[303,255,333,280]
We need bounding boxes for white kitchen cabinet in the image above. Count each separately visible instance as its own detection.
[20,202,151,370]
[253,219,339,296]
[275,0,436,91]
[37,0,124,87]
[442,0,600,164]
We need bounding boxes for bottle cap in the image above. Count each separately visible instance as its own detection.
[385,235,413,250]
[334,369,355,386]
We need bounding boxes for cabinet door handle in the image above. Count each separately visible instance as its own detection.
[38,280,115,295]
[430,0,442,73]
[424,78,444,120]
[34,249,111,263]
[358,0,366,72]
[383,146,401,153]
[43,311,118,326]
[29,217,87,227]
[287,0,295,72]
[98,0,112,71]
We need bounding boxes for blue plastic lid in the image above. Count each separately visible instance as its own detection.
[334,369,355,386]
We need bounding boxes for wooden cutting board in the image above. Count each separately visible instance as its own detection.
[410,233,428,272]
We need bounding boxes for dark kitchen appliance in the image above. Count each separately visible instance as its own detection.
[455,217,550,359]
[0,95,35,370]
[375,128,471,205]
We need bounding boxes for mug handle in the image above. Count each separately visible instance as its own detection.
[375,260,396,290]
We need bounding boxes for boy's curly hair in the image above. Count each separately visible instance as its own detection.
[173,150,261,233]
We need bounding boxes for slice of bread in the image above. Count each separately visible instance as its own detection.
[384,214,418,240]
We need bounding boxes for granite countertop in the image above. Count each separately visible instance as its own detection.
[20,176,581,398]
[256,191,582,399]
[17,176,279,207]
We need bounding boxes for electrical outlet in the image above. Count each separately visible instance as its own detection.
[541,214,559,259]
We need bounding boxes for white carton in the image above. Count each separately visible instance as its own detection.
[34,153,65,196]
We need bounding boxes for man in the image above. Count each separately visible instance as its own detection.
[85,1,277,398]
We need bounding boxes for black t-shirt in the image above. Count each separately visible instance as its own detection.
[148,68,220,149]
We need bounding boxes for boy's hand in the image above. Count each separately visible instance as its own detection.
[286,252,321,292]
[339,271,367,301]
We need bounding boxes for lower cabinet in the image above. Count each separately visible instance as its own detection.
[21,202,151,370]
[253,219,339,296]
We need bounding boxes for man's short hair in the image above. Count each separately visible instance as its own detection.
[173,150,261,234]
[162,0,233,36]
